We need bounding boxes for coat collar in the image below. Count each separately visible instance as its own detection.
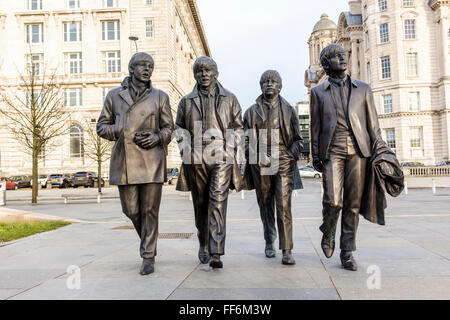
[254,94,292,121]
[119,76,153,106]
[185,81,227,99]
[323,75,358,90]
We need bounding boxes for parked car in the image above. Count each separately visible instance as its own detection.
[167,168,179,185]
[8,175,32,189]
[0,177,19,190]
[436,160,450,167]
[400,162,425,167]
[48,173,73,188]
[30,175,49,188]
[298,166,322,179]
[72,171,104,188]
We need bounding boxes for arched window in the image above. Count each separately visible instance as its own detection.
[69,124,83,158]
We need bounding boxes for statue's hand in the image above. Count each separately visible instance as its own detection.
[313,157,324,173]
[135,131,160,149]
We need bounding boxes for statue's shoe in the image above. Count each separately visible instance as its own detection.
[281,250,296,265]
[340,251,358,271]
[265,243,276,258]
[321,235,335,259]
[209,254,223,269]
[198,246,210,264]
[140,258,155,275]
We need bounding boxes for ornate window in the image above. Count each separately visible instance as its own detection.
[406,53,418,76]
[383,94,393,114]
[27,0,42,10]
[26,54,43,75]
[64,52,83,74]
[380,23,389,43]
[64,22,82,42]
[64,88,83,107]
[381,56,391,79]
[403,0,415,7]
[103,0,118,8]
[408,92,420,111]
[410,127,422,148]
[404,20,416,39]
[145,20,153,38]
[102,21,120,40]
[26,24,44,43]
[386,129,396,149]
[102,51,121,73]
[67,0,80,8]
[69,124,84,158]
[378,0,387,11]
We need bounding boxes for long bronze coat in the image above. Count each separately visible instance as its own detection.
[243,95,304,190]
[175,82,244,192]
[309,76,381,161]
[97,78,174,185]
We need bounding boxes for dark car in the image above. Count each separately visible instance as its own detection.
[48,173,73,188]
[436,160,450,167]
[72,171,104,188]
[167,168,179,185]
[9,176,32,189]
[400,162,425,167]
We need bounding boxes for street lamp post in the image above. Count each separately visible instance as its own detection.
[129,36,139,53]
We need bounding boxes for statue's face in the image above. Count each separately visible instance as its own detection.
[328,50,348,72]
[261,75,282,100]
[194,63,216,88]
[131,60,153,83]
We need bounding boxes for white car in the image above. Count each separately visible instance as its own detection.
[30,175,49,188]
[298,166,322,179]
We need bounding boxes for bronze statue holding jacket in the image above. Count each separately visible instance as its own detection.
[310,44,382,271]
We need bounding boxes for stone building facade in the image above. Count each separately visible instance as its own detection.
[0,0,210,177]
[305,0,450,165]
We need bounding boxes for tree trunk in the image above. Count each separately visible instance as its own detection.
[98,159,102,194]
[31,147,38,204]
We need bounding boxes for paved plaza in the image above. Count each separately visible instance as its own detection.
[1,179,450,300]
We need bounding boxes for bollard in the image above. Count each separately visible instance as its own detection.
[432,178,436,195]
[189,193,192,201]
[320,181,324,198]
[0,181,6,206]
[97,194,101,203]
[293,190,297,198]
[241,190,245,200]
[404,179,408,195]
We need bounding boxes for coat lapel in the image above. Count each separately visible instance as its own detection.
[279,96,292,147]
[119,89,134,107]
[255,96,266,124]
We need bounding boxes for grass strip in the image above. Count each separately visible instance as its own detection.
[0,221,71,243]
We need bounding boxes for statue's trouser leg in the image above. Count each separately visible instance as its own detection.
[250,164,277,245]
[274,155,295,250]
[118,183,162,258]
[340,151,366,251]
[186,164,209,251]
[207,162,233,256]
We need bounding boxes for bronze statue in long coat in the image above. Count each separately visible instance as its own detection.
[97,53,174,275]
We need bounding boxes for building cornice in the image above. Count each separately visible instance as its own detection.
[53,10,89,16]
[379,110,450,119]
[187,0,211,57]
[430,0,450,10]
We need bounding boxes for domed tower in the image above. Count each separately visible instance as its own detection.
[305,14,337,91]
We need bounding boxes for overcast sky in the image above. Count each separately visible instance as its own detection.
[196,0,349,109]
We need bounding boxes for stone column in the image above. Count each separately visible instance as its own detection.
[439,6,450,78]
[351,39,359,79]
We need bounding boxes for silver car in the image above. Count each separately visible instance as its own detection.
[298,166,322,179]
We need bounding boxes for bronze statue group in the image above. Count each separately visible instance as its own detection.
[97,44,404,275]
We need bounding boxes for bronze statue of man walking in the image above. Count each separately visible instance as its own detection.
[310,44,382,271]
[97,52,174,275]
[244,70,303,265]
[175,56,244,268]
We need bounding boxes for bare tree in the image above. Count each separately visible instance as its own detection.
[83,117,113,194]
[0,56,70,203]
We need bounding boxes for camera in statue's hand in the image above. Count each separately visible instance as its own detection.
[134,130,160,150]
